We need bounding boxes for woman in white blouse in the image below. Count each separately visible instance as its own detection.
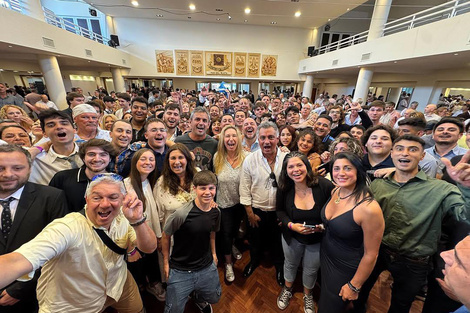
[124,148,165,300]
[153,143,197,226]
[213,125,247,282]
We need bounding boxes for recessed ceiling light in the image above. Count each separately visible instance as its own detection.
[228,15,232,20]
[8,45,12,48]
[88,61,91,63]
[189,4,196,10]
[245,8,251,14]
[295,11,301,17]
[328,18,331,21]
[13,71,18,73]
[244,19,248,22]
[216,18,220,21]
[271,21,277,24]
[131,1,138,7]
[156,14,163,17]
[454,53,459,55]
[347,8,350,11]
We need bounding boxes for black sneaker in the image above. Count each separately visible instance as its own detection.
[195,301,213,313]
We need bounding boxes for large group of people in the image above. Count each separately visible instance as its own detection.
[0,83,469,313]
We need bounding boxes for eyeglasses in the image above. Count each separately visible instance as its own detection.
[270,172,278,188]
[91,173,124,182]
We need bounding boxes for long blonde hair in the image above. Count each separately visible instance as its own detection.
[214,125,245,174]
[0,105,30,130]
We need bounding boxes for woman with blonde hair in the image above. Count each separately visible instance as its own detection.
[0,105,34,132]
[213,125,247,282]
[100,113,118,131]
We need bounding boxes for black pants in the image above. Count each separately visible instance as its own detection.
[127,248,162,287]
[219,203,244,256]
[353,245,431,313]
[247,208,284,268]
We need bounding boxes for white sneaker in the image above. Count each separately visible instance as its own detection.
[225,263,235,282]
[232,245,242,260]
[146,282,166,302]
[303,293,315,313]
[277,286,292,310]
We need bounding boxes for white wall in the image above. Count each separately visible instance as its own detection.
[114,18,312,81]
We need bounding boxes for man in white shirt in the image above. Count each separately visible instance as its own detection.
[35,95,58,110]
[29,109,83,185]
[0,174,157,313]
[239,121,287,286]
[115,93,132,120]
[73,104,111,143]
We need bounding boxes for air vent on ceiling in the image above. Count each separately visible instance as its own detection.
[361,53,371,61]
[215,8,223,11]
[42,37,55,48]
[85,49,93,57]
[122,59,127,65]
[332,59,338,66]
[291,0,300,2]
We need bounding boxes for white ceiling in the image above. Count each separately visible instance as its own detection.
[84,0,370,29]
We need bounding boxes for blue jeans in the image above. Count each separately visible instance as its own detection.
[164,263,221,313]
[281,236,321,290]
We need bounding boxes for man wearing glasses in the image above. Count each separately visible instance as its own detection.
[0,173,157,313]
[240,121,287,286]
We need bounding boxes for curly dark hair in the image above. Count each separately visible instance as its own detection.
[294,128,322,156]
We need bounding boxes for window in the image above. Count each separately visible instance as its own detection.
[197,83,210,91]
[239,84,250,94]
[58,16,104,41]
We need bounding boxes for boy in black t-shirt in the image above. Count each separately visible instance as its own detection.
[162,170,221,313]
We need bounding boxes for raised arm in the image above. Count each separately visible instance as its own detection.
[0,253,33,290]
[339,200,384,301]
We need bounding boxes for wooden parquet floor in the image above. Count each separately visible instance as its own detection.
[141,249,424,313]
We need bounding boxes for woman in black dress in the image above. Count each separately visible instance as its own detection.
[318,152,384,313]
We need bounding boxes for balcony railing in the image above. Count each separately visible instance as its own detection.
[317,0,470,55]
[43,7,111,46]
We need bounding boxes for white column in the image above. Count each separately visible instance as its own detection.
[38,55,68,109]
[111,68,126,92]
[354,68,374,101]
[367,0,393,41]
[24,0,45,21]
[106,15,115,36]
[302,75,314,99]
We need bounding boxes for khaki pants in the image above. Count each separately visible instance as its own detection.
[101,270,144,313]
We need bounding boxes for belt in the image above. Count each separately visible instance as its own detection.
[382,245,431,265]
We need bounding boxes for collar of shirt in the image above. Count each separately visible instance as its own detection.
[0,185,25,202]
[77,166,91,183]
[431,144,467,159]
[47,144,79,162]
[384,169,428,185]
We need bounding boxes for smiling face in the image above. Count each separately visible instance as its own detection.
[131,101,148,123]
[168,149,187,177]
[280,128,293,147]
[43,116,75,145]
[190,112,210,139]
[220,115,234,129]
[366,129,393,158]
[313,117,331,139]
[391,139,424,174]
[211,121,221,135]
[297,134,314,155]
[259,127,279,157]
[0,151,30,197]
[194,184,216,206]
[286,157,307,184]
[286,110,300,124]
[242,118,257,140]
[235,111,245,127]
[1,127,31,147]
[85,182,123,229]
[164,109,180,129]
[441,236,470,307]
[110,121,133,150]
[332,158,357,189]
[145,121,167,151]
[104,116,115,131]
[84,146,110,173]
[136,150,155,177]
[223,128,238,152]
[432,122,462,145]
[350,126,364,141]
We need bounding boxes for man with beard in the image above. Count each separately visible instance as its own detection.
[162,103,182,141]
[73,104,111,143]
[0,145,66,313]
[108,120,144,178]
[49,139,114,212]
[242,118,259,152]
[129,97,148,143]
[145,118,168,172]
[240,121,286,285]
[425,118,468,176]
[175,107,217,171]
[29,109,83,185]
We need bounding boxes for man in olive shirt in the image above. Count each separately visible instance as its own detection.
[353,135,470,313]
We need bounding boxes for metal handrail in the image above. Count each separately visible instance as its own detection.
[42,7,110,45]
[315,0,470,56]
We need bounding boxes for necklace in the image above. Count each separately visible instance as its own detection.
[334,188,354,204]
[295,186,309,196]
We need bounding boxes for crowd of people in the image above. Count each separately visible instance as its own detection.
[0,82,469,313]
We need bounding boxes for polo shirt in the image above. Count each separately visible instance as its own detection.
[49,167,90,213]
